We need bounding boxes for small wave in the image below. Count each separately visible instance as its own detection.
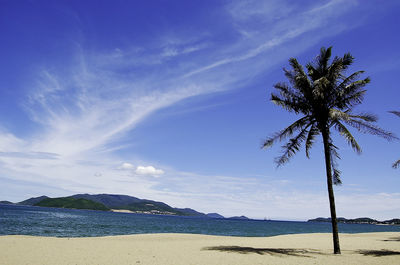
[48,212,84,219]
[23,210,84,219]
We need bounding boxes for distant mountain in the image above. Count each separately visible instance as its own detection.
[206,213,225,219]
[175,208,207,217]
[72,194,219,216]
[18,196,49,206]
[73,194,195,216]
[35,197,109,211]
[384,219,400,225]
[14,193,227,218]
[308,217,400,225]
[71,194,142,208]
[228,215,249,220]
[0,200,14,205]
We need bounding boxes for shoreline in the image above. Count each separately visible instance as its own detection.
[1,232,399,264]
[1,230,398,238]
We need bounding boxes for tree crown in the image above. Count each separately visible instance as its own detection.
[264,47,395,184]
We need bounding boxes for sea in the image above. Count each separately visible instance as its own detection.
[1,204,399,238]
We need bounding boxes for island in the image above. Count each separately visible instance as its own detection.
[228,215,250,220]
[0,200,14,205]
[308,217,400,225]
[7,193,229,218]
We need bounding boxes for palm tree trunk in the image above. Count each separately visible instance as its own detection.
[321,128,341,254]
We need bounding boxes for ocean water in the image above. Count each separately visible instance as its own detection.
[1,204,399,237]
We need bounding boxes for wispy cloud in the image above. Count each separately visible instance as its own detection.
[0,151,59,160]
[183,0,357,79]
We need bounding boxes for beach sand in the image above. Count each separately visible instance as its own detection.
[1,232,399,264]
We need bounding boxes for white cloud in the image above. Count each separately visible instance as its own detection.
[118,163,165,176]
[135,166,164,176]
[119,162,135,170]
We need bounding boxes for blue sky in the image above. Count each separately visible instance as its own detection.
[0,0,399,220]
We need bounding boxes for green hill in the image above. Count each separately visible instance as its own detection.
[72,194,207,216]
[18,196,49,206]
[34,197,109,211]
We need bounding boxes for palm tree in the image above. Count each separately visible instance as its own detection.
[263,47,395,254]
[389,111,400,168]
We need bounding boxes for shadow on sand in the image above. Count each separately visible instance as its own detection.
[357,249,400,257]
[203,246,324,257]
[382,237,400,242]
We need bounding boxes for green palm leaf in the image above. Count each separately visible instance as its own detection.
[275,125,311,167]
[333,120,361,154]
[389,111,400,169]
[305,124,319,158]
[262,116,310,149]
[389,111,400,117]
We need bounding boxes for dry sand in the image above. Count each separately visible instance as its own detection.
[1,232,399,265]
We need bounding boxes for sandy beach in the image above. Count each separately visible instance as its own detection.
[1,232,399,265]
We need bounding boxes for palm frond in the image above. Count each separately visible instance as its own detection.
[270,93,298,112]
[336,71,365,90]
[283,67,295,81]
[345,118,397,141]
[271,93,310,114]
[333,120,361,154]
[336,78,370,108]
[340,52,354,69]
[318,46,332,72]
[274,82,302,101]
[305,124,319,158]
[288,58,312,93]
[393,159,400,169]
[275,125,311,167]
[330,142,341,160]
[332,166,342,185]
[288,58,308,78]
[329,109,386,139]
[306,62,316,80]
[389,111,400,118]
[389,111,400,169]
[262,116,310,149]
[349,113,377,122]
[327,56,346,82]
[332,163,342,185]
[344,77,370,93]
[306,47,332,81]
[329,141,342,185]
